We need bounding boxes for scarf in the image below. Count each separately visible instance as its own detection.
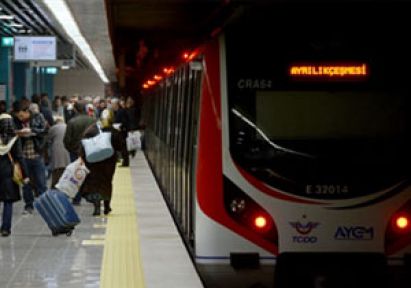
[0,113,18,156]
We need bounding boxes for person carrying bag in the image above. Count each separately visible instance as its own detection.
[81,123,114,163]
[0,113,29,236]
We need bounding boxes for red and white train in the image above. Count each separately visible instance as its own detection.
[143,3,411,287]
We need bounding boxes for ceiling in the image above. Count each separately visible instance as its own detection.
[0,0,90,69]
[63,0,116,81]
[106,0,236,93]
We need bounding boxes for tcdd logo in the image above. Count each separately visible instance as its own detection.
[334,226,374,240]
[290,221,319,244]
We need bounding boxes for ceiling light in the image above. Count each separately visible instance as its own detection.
[0,15,14,20]
[61,65,70,70]
[9,23,23,28]
[42,0,109,83]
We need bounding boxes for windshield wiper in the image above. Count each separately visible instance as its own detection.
[232,108,316,159]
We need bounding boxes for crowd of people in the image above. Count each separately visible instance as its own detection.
[0,93,141,237]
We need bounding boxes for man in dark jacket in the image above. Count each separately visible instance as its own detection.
[111,98,129,166]
[14,101,48,214]
[63,102,95,158]
[63,101,95,204]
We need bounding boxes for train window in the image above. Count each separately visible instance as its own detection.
[225,4,411,200]
[255,91,405,140]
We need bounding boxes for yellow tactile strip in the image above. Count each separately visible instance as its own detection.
[100,167,145,288]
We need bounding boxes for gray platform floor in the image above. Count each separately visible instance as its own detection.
[0,198,104,288]
[0,153,203,288]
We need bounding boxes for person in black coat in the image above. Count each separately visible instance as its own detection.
[125,96,141,157]
[0,113,29,236]
[80,123,124,216]
[112,98,129,166]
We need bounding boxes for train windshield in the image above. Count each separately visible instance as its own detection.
[225,4,411,200]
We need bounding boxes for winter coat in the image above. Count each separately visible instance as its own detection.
[126,106,141,131]
[114,108,129,132]
[63,114,95,156]
[0,114,28,202]
[80,124,123,201]
[47,123,71,170]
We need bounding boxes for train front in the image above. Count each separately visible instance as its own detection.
[197,3,411,274]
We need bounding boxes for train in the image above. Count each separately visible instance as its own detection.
[142,3,411,287]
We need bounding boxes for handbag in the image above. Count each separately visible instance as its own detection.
[81,124,114,163]
[8,153,24,186]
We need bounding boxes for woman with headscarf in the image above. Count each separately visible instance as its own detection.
[0,113,28,236]
[80,122,124,216]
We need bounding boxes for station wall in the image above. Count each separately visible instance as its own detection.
[54,69,104,98]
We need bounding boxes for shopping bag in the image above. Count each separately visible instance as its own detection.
[81,125,114,163]
[55,158,89,198]
[126,131,141,151]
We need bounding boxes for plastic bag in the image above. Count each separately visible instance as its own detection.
[55,158,90,198]
[126,131,141,152]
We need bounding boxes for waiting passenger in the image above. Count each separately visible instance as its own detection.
[125,96,141,157]
[0,113,29,237]
[62,96,75,123]
[13,102,48,214]
[47,116,71,188]
[111,98,129,167]
[52,96,65,120]
[40,98,55,127]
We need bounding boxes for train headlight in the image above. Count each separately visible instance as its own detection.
[224,177,278,245]
[254,215,268,229]
[385,200,411,255]
[395,216,409,230]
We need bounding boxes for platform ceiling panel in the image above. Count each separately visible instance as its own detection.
[0,0,89,69]
[64,0,116,81]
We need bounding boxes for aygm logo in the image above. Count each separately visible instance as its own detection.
[334,226,374,240]
[290,221,320,243]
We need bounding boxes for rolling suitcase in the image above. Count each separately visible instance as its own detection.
[34,189,81,236]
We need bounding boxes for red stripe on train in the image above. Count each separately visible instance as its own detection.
[196,38,278,255]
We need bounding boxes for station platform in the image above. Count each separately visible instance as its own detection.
[0,153,203,288]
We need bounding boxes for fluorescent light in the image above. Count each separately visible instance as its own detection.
[61,65,70,70]
[42,0,109,83]
[0,15,14,20]
[46,67,58,74]
[9,23,23,28]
